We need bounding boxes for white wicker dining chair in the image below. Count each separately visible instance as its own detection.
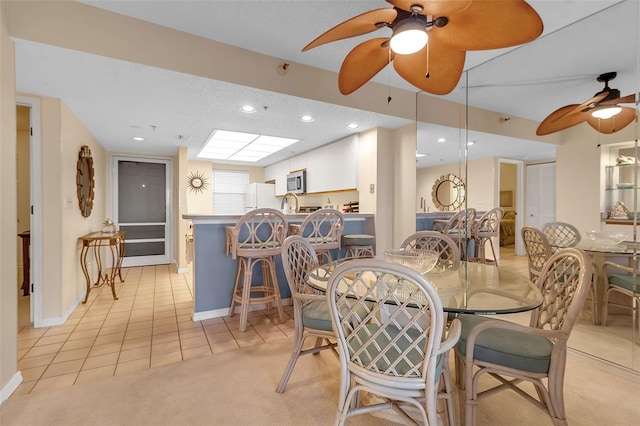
[521,226,553,284]
[541,221,581,253]
[276,236,337,393]
[601,261,640,327]
[525,225,598,324]
[288,208,344,264]
[469,207,504,265]
[434,208,477,260]
[400,230,460,272]
[454,247,593,426]
[327,259,461,426]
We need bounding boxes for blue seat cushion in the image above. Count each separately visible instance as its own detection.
[608,274,640,294]
[455,314,553,374]
[302,300,333,331]
[343,234,376,246]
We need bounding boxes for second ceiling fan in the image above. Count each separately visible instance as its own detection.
[536,72,637,136]
[302,0,543,96]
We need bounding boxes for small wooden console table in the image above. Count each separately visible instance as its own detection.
[78,230,126,303]
[18,230,30,296]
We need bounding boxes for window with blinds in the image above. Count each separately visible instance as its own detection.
[212,169,249,214]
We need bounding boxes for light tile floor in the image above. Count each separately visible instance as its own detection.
[12,247,544,398]
[13,264,295,397]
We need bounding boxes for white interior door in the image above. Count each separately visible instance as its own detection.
[112,156,172,267]
[525,163,556,228]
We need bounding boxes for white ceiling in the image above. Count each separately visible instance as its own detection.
[13,0,639,168]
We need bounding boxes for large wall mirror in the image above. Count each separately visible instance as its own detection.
[460,1,639,374]
[432,174,465,211]
[417,1,638,373]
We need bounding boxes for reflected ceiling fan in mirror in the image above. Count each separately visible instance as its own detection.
[302,0,543,95]
[536,72,637,136]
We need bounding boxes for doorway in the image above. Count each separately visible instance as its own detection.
[16,96,43,328]
[498,159,525,256]
[111,156,173,267]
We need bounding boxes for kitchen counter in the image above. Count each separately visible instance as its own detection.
[182,213,374,321]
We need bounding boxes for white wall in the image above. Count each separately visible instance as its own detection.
[1,0,19,401]
[556,121,638,236]
[417,157,497,213]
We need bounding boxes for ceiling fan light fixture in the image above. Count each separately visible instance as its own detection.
[592,106,622,119]
[389,17,428,55]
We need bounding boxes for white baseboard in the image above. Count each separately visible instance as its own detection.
[192,298,291,322]
[192,307,229,321]
[0,371,23,405]
[37,291,83,328]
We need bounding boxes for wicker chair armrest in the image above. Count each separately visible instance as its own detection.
[603,261,637,275]
[294,293,327,303]
[226,226,238,259]
[437,317,461,355]
[289,224,302,236]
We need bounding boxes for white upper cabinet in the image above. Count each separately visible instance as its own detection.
[313,136,358,192]
[266,134,358,195]
[288,154,307,173]
[265,161,289,196]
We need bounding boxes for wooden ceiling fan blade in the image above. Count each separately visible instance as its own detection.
[386,0,471,16]
[599,93,637,106]
[586,107,637,134]
[302,9,397,52]
[338,38,393,95]
[432,0,543,51]
[550,92,610,122]
[536,104,588,136]
[393,38,465,95]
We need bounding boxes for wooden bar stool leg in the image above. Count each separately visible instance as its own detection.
[229,258,245,318]
[238,258,255,332]
[266,257,284,323]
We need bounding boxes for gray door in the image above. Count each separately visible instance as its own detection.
[113,157,172,267]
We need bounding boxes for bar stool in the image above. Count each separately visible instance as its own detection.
[228,208,287,332]
[342,233,375,258]
[288,209,344,264]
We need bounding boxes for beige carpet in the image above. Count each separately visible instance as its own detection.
[1,339,639,425]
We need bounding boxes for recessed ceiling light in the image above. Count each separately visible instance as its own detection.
[436,137,447,143]
[240,105,256,113]
[300,115,315,123]
[347,123,359,130]
[416,153,426,158]
[132,137,145,141]
[467,140,476,146]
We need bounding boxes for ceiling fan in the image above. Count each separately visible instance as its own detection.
[536,72,637,136]
[302,0,543,96]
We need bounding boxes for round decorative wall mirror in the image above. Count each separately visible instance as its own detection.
[76,145,95,217]
[431,174,466,211]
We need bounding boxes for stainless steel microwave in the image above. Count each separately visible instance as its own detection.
[286,170,306,194]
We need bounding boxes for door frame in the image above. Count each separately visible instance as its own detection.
[110,155,173,267]
[16,96,43,327]
[498,158,525,256]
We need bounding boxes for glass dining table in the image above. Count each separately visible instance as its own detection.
[306,259,543,315]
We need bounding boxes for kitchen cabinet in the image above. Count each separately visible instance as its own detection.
[312,136,358,192]
[266,135,359,195]
[265,161,289,196]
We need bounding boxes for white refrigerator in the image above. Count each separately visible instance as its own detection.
[245,183,280,212]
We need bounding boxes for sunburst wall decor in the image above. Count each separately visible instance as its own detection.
[187,170,209,194]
